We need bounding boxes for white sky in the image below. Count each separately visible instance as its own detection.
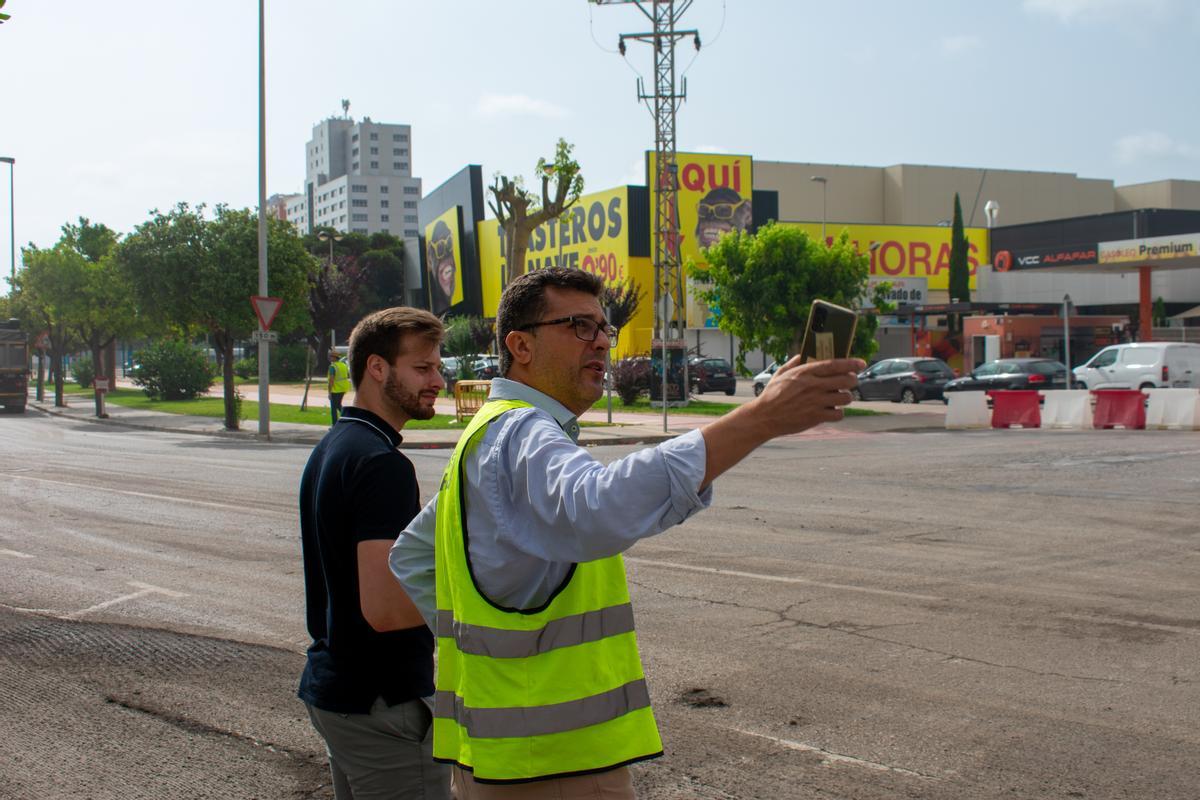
[2,0,1198,290]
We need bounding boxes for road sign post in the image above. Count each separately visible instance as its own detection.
[251,294,280,439]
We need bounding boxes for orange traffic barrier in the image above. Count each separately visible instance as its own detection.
[1091,389,1146,430]
[988,390,1041,428]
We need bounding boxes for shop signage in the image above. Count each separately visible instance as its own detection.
[1099,233,1200,265]
[992,243,1098,271]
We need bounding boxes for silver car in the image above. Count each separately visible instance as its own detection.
[752,362,778,396]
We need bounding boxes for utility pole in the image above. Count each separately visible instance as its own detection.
[257,0,270,439]
[592,0,699,432]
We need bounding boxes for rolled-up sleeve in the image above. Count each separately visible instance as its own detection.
[485,411,713,563]
[388,495,439,628]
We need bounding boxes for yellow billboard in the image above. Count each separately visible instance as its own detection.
[782,222,987,291]
[477,185,654,358]
[478,186,633,312]
[425,206,463,314]
[647,152,753,328]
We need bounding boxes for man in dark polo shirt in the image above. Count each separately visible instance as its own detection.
[299,306,449,799]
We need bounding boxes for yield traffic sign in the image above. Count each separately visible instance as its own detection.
[250,296,283,331]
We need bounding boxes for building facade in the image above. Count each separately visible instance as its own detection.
[285,116,422,238]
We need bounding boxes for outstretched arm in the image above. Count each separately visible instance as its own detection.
[700,356,863,489]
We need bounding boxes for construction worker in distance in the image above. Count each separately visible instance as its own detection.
[328,349,351,425]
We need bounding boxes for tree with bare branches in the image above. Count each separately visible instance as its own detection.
[487,138,584,286]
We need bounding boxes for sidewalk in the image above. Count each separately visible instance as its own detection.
[28,386,945,449]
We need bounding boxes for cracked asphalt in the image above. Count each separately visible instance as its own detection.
[1,412,1198,799]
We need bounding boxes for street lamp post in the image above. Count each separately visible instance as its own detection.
[257,0,269,438]
[317,230,344,346]
[0,157,13,282]
[810,176,827,242]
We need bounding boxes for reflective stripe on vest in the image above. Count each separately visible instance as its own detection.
[432,399,663,782]
[435,602,635,658]
[329,360,350,394]
[434,678,651,740]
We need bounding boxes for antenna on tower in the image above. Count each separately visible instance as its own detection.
[341,99,351,119]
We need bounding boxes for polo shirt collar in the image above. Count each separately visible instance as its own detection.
[488,377,581,443]
[338,406,403,448]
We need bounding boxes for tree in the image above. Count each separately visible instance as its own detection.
[119,204,314,430]
[947,192,971,335]
[601,279,644,335]
[11,244,88,407]
[488,138,584,286]
[441,316,494,385]
[600,280,645,420]
[689,223,872,372]
[61,217,120,263]
[1153,296,1168,327]
[58,218,139,416]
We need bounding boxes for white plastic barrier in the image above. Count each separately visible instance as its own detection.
[945,391,991,429]
[1040,390,1093,429]
[1145,388,1200,430]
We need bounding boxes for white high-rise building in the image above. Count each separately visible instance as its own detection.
[286,116,422,238]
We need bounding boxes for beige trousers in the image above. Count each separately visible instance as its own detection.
[451,765,635,799]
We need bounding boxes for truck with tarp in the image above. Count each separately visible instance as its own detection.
[0,319,29,413]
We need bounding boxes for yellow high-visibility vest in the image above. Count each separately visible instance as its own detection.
[329,359,350,394]
[433,399,663,783]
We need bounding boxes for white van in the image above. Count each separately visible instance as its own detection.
[1072,342,1200,390]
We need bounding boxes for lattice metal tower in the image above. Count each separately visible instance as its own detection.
[593,0,699,424]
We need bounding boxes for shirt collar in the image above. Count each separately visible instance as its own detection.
[338,406,403,448]
[488,377,581,443]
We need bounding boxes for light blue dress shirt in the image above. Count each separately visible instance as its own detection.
[388,377,713,623]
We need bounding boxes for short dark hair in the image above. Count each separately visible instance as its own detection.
[496,268,604,375]
[347,307,444,389]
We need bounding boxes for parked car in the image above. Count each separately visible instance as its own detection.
[752,361,778,396]
[944,358,1068,397]
[441,354,498,388]
[688,357,736,395]
[1072,342,1200,390]
[471,355,501,380]
[852,357,955,403]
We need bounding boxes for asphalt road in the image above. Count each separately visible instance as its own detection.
[1,411,1198,799]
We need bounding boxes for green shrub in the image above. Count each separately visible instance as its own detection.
[73,355,95,389]
[132,340,216,400]
[233,357,257,379]
[612,357,651,405]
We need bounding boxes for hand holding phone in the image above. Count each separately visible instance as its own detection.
[797,300,858,363]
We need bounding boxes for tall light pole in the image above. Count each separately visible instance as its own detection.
[317,230,344,346]
[257,0,270,438]
[0,157,13,282]
[810,176,827,242]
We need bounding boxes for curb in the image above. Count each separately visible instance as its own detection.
[28,402,683,449]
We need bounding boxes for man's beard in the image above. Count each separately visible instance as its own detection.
[383,371,435,421]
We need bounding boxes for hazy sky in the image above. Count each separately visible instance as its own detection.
[1,0,1197,288]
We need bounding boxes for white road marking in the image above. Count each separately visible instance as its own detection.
[0,549,33,558]
[64,581,188,620]
[0,473,294,518]
[626,557,945,602]
[726,726,936,778]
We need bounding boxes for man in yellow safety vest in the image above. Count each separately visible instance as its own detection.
[390,268,863,797]
[328,349,351,425]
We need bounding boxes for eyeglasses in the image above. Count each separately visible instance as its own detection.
[517,316,618,348]
[697,199,747,220]
[429,237,454,260]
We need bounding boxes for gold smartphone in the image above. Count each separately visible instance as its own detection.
[798,300,858,363]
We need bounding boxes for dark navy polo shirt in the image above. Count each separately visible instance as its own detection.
[298,406,434,713]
